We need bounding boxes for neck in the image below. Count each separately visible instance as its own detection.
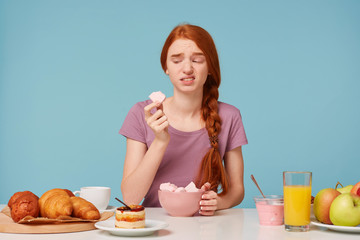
[166,90,203,118]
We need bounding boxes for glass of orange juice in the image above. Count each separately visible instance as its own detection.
[283,171,312,232]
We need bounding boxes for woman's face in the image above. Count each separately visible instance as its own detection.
[165,39,209,94]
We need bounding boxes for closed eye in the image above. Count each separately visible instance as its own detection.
[192,53,205,63]
[192,58,205,63]
[192,57,205,63]
[172,58,182,63]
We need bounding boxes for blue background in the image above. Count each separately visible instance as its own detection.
[1,0,359,208]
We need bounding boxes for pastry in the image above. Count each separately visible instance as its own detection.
[8,191,39,222]
[8,191,35,208]
[70,196,100,220]
[115,205,145,229]
[63,189,75,197]
[39,188,73,219]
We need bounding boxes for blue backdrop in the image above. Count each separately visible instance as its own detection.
[1,0,359,208]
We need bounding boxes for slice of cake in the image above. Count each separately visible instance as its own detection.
[115,205,145,229]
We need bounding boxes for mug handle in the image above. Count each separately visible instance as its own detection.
[73,190,80,196]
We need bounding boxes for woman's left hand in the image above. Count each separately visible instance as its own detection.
[199,182,218,216]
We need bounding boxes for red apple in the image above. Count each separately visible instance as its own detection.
[350,181,360,197]
[313,188,341,224]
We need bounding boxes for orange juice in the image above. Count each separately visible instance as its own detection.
[283,185,311,226]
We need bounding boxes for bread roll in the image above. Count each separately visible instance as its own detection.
[39,188,73,219]
[70,196,100,220]
[8,191,39,222]
[8,191,34,208]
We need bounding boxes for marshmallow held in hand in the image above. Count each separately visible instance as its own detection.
[160,181,201,193]
[149,91,166,104]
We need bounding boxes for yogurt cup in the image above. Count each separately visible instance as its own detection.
[254,195,284,226]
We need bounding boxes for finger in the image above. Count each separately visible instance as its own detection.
[200,199,217,206]
[158,118,169,130]
[201,182,211,191]
[151,109,165,121]
[200,205,217,211]
[144,102,161,119]
[152,116,169,132]
[199,209,215,216]
[146,109,164,126]
[201,191,217,200]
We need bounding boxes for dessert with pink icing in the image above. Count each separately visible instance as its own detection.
[149,91,166,104]
[160,181,201,192]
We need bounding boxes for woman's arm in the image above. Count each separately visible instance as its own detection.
[199,146,245,215]
[121,102,170,205]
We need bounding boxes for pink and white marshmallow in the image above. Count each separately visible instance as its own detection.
[159,181,201,193]
[174,187,186,193]
[184,182,201,192]
[159,182,178,192]
[149,91,166,104]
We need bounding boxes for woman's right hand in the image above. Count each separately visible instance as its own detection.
[144,102,170,142]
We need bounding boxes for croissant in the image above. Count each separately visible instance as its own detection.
[63,189,75,197]
[70,196,100,220]
[39,188,73,219]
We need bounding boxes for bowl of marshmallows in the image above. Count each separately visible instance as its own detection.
[158,182,204,217]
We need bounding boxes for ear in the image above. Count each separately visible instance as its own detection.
[165,69,169,75]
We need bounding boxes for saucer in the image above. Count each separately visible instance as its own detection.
[95,218,169,237]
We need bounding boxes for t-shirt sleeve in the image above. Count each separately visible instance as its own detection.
[225,107,248,152]
[119,103,147,143]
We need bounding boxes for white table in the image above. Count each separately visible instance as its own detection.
[0,205,359,240]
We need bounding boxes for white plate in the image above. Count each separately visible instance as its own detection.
[95,218,169,237]
[311,220,360,233]
[100,205,117,213]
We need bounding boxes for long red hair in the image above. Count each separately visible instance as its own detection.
[160,24,228,194]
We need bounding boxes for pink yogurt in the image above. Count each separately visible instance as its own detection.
[254,195,284,226]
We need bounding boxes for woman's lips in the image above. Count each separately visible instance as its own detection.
[181,77,195,81]
[180,76,195,85]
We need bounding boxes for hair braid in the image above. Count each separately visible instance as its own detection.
[196,75,229,194]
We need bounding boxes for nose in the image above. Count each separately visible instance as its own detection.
[182,59,193,74]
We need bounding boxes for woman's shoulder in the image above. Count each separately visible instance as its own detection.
[129,99,152,111]
[218,101,241,115]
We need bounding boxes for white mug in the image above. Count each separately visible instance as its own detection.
[73,186,111,210]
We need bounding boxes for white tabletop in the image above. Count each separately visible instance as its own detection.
[0,205,359,240]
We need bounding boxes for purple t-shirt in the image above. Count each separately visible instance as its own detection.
[119,100,248,207]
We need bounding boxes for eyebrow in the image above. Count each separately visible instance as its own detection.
[170,53,183,58]
[170,52,205,58]
[193,52,205,56]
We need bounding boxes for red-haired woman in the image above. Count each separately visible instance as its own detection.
[119,24,247,215]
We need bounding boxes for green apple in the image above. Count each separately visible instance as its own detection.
[336,185,354,194]
[329,193,360,226]
[313,188,341,224]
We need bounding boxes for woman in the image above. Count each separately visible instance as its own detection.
[119,24,247,215]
